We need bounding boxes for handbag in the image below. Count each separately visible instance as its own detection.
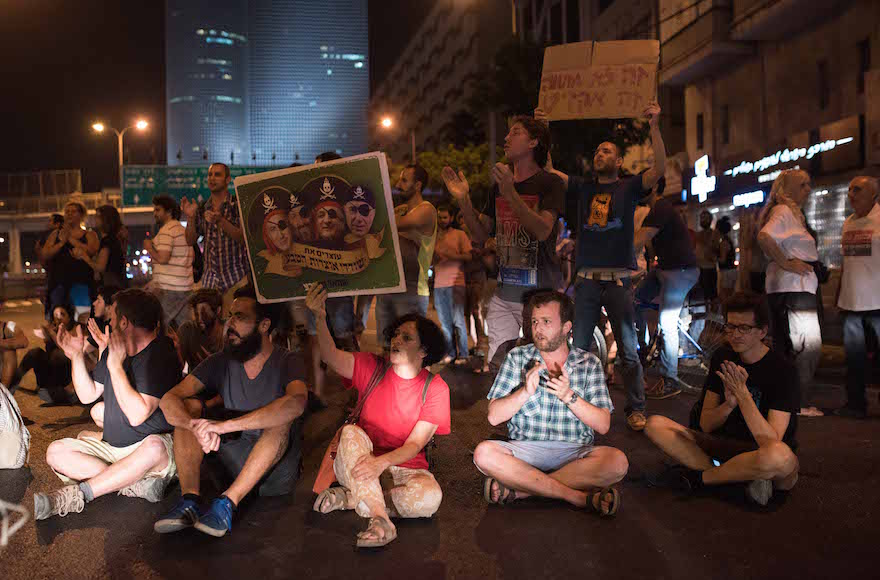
[312,359,391,494]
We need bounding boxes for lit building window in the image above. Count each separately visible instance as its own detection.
[354,62,363,68]
[327,69,333,75]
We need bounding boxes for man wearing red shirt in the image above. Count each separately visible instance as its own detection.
[306,283,451,549]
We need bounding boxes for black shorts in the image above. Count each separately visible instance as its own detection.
[690,430,757,463]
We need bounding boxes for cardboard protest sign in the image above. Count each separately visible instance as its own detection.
[538,40,659,120]
[233,152,405,303]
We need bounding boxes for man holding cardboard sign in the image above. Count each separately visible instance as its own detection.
[538,91,667,432]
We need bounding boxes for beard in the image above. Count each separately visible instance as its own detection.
[534,332,567,352]
[224,327,263,362]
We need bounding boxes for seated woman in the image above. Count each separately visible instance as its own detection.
[305,283,450,549]
[15,304,79,404]
[1,300,29,391]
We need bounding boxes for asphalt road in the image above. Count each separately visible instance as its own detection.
[1,299,878,580]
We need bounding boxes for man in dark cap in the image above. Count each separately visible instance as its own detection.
[342,184,377,239]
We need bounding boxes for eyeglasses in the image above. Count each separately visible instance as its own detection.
[723,324,759,334]
[267,219,288,231]
[348,203,372,216]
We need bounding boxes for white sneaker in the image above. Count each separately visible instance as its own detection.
[119,476,169,503]
[34,485,85,520]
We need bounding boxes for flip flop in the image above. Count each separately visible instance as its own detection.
[588,487,620,517]
[356,517,397,549]
[483,477,517,505]
[473,366,491,375]
[313,487,348,514]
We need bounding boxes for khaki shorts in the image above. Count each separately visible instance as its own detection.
[52,434,176,485]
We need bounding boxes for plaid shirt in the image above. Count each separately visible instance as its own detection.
[195,193,250,292]
[487,344,613,445]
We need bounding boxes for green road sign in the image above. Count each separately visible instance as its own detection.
[122,165,287,206]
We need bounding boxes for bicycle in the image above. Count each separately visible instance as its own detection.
[634,296,726,394]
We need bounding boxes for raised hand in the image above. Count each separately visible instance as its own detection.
[106,327,128,368]
[71,246,88,261]
[441,166,470,201]
[56,325,87,360]
[544,366,573,403]
[490,163,516,198]
[304,283,327,316]
[524,361,545,396]
[87,318,110,353]
[204,209,220,224]
[716,361,750,404]
[643,101,661,129]
[533,107,549,125]
[180,197,198,219]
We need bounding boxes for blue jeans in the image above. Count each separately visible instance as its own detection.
[573,278,645,413]
[635,267,699,380]
[842,310,880,411]
[301,296,355,339]
[375,285,429,348]
[434,286,468,358]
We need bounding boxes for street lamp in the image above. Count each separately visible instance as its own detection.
[380,116,415,163]
[92,118,149,187]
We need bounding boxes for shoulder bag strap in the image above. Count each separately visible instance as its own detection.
[420,372,434,405]
[348,359,391,425]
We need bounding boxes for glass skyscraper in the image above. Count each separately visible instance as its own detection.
[166,0,369,166]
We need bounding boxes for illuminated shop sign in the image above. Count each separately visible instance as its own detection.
[733,190,765,207]
[723,137,855,177]
[691,154,715,203]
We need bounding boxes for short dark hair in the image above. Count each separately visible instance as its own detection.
[315,151,342,163]
[152,195,181,220]
[51,214,64,226]
[406,164,429,194]
[384,314,447,367]
[509,115,551,167]
[723,292,770,329]
[436,202,454,215]
[526,290,574,326]
[232,285,282,332]
[717,216,732,234]
[114,288,163,332]
[96,285,123,305]
[188,288,223,311]
[209,162,230,178]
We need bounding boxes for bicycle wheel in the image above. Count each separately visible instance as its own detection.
[677,311,726,393]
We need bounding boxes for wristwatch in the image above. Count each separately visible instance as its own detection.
[566,391,578,406]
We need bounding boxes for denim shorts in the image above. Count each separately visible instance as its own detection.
[477,440,595,473]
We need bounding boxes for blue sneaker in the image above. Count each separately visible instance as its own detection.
[193,496,234,537]
[154,497,201,534]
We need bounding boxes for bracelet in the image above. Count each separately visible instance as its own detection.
[566,391,578,406]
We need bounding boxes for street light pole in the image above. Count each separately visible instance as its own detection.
[92,119,149,188]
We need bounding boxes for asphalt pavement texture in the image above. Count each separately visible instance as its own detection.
[1,299,878,580]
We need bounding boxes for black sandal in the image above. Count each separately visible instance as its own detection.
[483,477,517,505]
[588,487,620,517]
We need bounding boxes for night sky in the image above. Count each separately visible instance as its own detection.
[0,0,434,193]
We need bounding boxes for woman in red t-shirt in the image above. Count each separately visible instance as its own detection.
[306,284,451,549]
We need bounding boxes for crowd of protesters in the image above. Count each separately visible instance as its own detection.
[1,106,878,551]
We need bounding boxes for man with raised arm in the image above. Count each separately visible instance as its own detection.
[155,286,307,538]
[442,116,565,369]
[181,163,250,311]
[34,289,181,520]
[538,102,667,431]
[472,291,627,516]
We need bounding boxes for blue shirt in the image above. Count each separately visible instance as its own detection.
[569,175,649,272]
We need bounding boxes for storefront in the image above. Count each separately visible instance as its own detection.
[679,115,868,270]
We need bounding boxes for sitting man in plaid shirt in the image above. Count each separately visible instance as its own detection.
[473,290,628,516]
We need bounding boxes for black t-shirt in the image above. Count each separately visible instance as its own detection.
[93,335,181,448]
[192,348,307,436]
[486,169,565,301]
[705,347,800,449]
[571,175,650,272]
[99,234,127,287]
[642,198,698,269]
[718,233,736,270]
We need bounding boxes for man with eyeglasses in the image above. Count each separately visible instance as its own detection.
[644,293,801,507]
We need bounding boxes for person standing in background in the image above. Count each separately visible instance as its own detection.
[145,195,194,328]
[716,217,737,301]
[73,205,127,290]
[433,203,473,365]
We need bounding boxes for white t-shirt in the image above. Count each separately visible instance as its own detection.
[838,204,880,311]
[760,205,818,294]
[152,220,194,291]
